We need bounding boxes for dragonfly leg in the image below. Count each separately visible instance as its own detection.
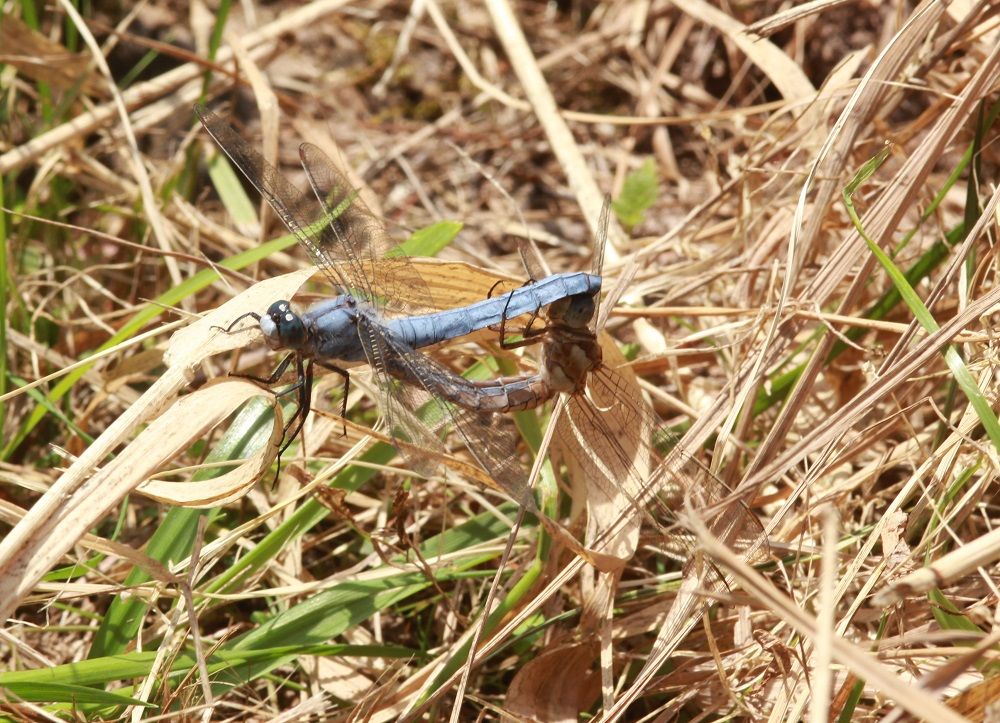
[495,285,549,350]
[485,279,543,347]
[232,352,295,386]
[486,278,508,299]
[315,360,350,437]
[279,356,312,458]
[211,311,262,334]
[497,327,547,350]
[264,356,313,489]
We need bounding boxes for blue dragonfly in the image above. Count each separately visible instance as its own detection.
[196,106,599,487]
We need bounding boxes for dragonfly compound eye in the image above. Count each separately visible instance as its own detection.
[550,293,596,329]
[262,300,305,348]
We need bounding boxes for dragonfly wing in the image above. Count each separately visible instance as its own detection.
[449,406,529,504]
[591,197,609,324]
[552,344,768,573]
[298,143,437,316]
[353,314,451,479]
[553,352,653,563]
[649,438,769,569]
[372,327,530,502]
[196,107,353,293]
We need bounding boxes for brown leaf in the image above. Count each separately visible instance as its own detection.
[0,15,104,97]
[505,642,601,721]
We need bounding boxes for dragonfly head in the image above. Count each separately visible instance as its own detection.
[260,300,305,350]
[548,292,596,330]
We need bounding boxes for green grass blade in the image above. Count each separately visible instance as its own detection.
[0,682,154,707]
[1,231,298,460]
[0,644,391,691]
[843,147,1000,453]
[89,397,278,657]
[612,158,659,229]
[207,150,258,227]
[393,220,462,257]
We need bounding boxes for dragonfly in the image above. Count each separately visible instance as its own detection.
[195,106,599,488]
[522,282,772,703]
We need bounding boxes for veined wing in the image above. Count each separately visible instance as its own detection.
[298,143,436,317]
[553,353,768,576]
[374,327,531,503]
[519,197,763,566]
[299,141,560,489]
[199,106,538,491]
[296,142,478,457]
[196,106,355,297]
[197,106,435,317]
[552,345,772,699]
[511,196,765,568]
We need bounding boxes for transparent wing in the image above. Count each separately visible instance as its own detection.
[199,106,529,492]
[524,197,766,570]
[196,106,353,295]
[197,106,435,317]
[589,197,609,331]
[372,327,531,502]
[298,142,436,316]
[364,350,450,480]
[348,314,522,498]
[553,357,768,578]
[295,144,485,465]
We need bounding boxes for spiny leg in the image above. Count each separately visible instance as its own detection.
[485,279,546,349]
[266,357,313,489]
[278,356,313,458]
[214,311,298,390]
[262,359,349,486]
[211,310,261,334]
[234,352,296,387]
[496,285,550,350]
[315,360,351,437]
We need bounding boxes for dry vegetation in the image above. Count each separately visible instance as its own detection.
[1,0,1000,720]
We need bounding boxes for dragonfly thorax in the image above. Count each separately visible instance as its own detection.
[542,329,602,394]
[260,300,305,350]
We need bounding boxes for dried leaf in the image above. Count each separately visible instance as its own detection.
[505,642,601,721]
[0,15,104,97]
[137,379,281,508]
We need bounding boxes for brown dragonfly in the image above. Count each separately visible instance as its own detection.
[469,202,768,573]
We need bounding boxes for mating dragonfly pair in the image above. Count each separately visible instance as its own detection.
[197,106,765,566]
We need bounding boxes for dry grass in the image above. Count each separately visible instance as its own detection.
[1,0,1000,720]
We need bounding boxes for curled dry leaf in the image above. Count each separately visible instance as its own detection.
[137,379,282,507]
[0,258,578,619]
[164,267,317,375]
[0,269,311,621]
